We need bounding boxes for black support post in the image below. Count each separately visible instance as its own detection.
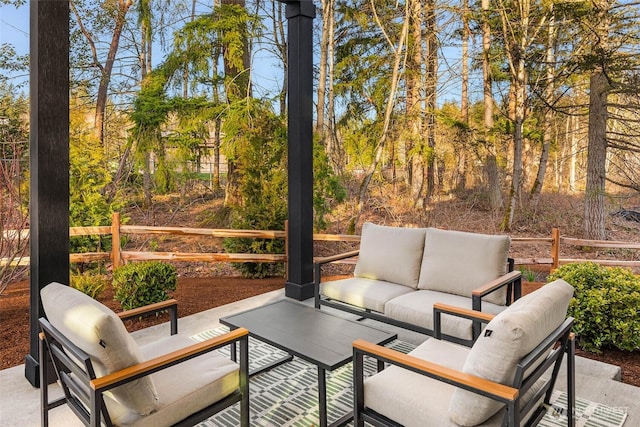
[281,1,316,300]
[25,0,70,387]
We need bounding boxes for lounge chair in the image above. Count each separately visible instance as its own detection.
[353,279,575,426]
[39,282,249,427]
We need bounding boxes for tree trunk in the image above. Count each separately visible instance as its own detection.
[325,1,342,173]
[457,0,470,193]
[584,66,609,240]
[482,0,501,209]
[530,8,556,208]
[583,0,611,240]
[213,118,222,192]
[424,0,437,201]
[272,0,287,116]
[221,0,251,207]
[503,58,526,231]
[352,3,409,228]
[461,0,469,125]
[569,112,577,192]
[486,154,502,209]
[221,0,251,100]
[94,0,133,145]
[317,0,331,133]
[408,0,424,205]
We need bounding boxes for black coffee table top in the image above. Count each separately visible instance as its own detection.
[220,299,397,371]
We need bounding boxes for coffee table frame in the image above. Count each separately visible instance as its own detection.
[220,299,397,427]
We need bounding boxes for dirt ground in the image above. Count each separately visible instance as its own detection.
[1,278,639,388]
[0,275,284,370]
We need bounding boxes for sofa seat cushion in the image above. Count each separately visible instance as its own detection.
[384,290,505,340]
[41,282,158,415]
[364,338,545,426]
[448,279,574,426]
[418,228,511,305]
[108,334,240,427]
[321,277,415,313]
[354,222,426,289]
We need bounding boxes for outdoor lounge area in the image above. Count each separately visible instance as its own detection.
[4,0,639,425]
[1,286,637,427]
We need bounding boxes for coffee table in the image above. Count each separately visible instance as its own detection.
[220,299,397,427]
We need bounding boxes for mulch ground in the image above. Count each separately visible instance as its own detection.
[2,278,639,388]
[0,276,284,370]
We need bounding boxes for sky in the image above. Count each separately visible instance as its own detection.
[0,3,30,87]
[0,2,466,105]
[0,2,284,97]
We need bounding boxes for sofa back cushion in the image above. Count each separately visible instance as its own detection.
[354,222,426,289]
[41,282,158,415]
[448,279,574,426]
[417,227,511,305]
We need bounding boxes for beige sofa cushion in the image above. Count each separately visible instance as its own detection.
[41,282,158,415]
[354,222,426,289]
[321,277,414,313]
[447,279,574,426]
[418,228,510,305]
[384,290,505,341]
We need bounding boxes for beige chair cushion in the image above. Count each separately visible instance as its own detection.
[107,335,240,427]
[384,290,505,341]
[418,228,510,305]
[364,338,546,427]
[447,279,574,426]
[41,282,158,415]
[354,222,426,289]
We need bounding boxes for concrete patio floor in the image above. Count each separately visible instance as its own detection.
[1,288,638,426]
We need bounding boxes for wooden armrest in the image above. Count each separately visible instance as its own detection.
[314,250,360,266]
[472,270,521,297]
[433,303,495,323]
[118,299,178,321]
[91,327,249,392]
[353,339,518,402]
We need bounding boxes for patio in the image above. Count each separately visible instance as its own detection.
[1,288,638,426]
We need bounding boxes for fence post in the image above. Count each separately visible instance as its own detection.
[111,212,121,269]
[551,228,560,271]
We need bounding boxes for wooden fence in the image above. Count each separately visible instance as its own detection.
[2,213,639,272]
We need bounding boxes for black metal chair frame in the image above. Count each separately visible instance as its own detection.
[39,300,250,427]
[353,303,575,427]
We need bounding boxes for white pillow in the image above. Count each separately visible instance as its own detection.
[418,228,511,305]
[448,279,574,425]
[41,282,158,415]
[353,222,426,288]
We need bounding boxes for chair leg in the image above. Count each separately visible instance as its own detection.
[353,351,365,427]
[39,334,49,427]
[240,335,250,427]
[567,336,576,427]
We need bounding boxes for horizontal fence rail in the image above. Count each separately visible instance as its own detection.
[2,214,639,273]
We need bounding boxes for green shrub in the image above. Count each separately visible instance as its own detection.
[70,273,108,299]
[112,261,177,310]
[548,262,640,353]
[518,267,537,282]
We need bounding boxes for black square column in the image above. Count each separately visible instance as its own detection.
[25,0,70,387]
[281,1,316,300]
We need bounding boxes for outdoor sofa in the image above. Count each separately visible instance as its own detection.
[314,222,522,345]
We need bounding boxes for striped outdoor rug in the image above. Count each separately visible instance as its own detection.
[192,327,627,427]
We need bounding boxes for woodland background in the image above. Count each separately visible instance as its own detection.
[2,0,640,285]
